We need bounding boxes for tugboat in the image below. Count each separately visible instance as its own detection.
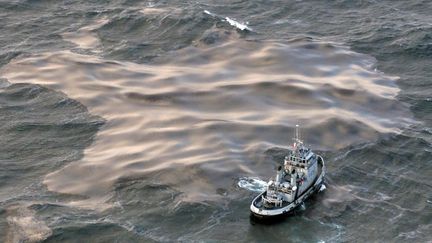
[250,125,325,219]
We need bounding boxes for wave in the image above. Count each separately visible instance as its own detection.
[62,18,109,52]
[204,10,252,31]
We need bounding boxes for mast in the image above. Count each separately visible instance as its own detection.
[294,124,302,144]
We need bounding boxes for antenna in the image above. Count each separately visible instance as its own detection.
[295,124,300,141]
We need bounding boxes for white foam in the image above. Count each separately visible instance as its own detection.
[6,206,52,242]
[204,10,252,31]
[203,10,215,17]
[225,17,252,31]
[238,177,267,192]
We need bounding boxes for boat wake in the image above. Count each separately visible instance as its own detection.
[237,177,267,192]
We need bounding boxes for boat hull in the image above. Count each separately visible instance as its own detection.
[250,157,325,219]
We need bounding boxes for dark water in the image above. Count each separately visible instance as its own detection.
[0,0,431,242]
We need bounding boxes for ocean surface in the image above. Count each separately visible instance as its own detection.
[0,0,431,242]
